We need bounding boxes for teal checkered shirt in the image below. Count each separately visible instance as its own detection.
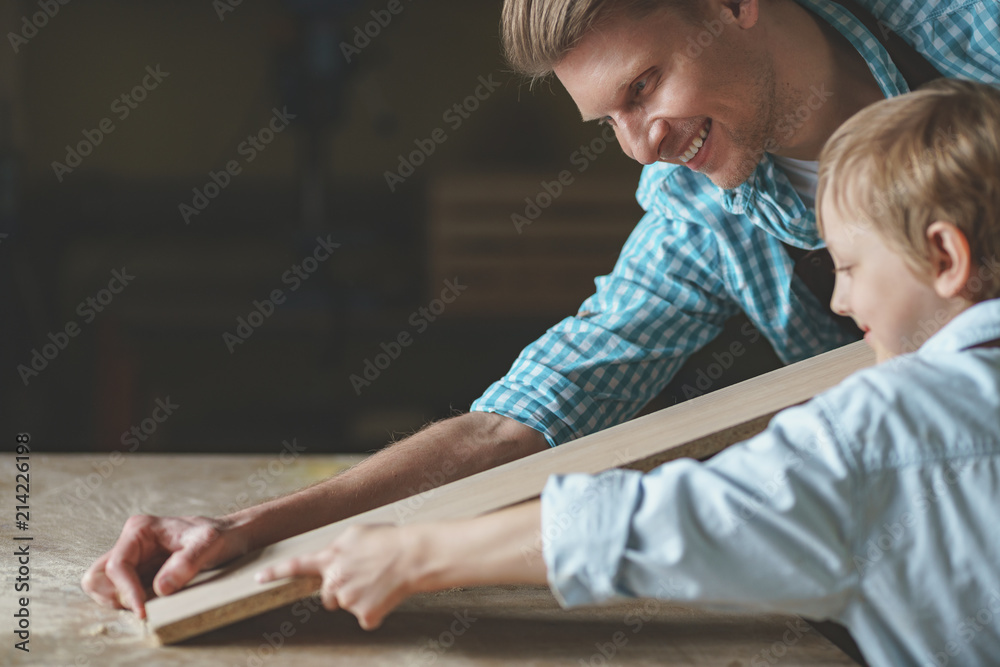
[472,0,1000,446]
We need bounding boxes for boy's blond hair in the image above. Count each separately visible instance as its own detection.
[817,79,1000,301]
[501,0,697,82]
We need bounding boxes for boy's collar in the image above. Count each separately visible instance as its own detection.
[916,299,1000,356]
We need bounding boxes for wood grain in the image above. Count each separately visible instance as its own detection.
[146,341,875,644]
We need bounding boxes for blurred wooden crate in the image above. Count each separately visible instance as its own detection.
[428,170,643,318]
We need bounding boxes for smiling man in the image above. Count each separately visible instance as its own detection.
[82,0,1000,627]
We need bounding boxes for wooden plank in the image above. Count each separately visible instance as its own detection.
[146,341,875,644]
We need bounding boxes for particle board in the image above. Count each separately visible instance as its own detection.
[146,341,876,644]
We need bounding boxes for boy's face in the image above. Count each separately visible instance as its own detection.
[821,193,958,363]
[552,5,785,189]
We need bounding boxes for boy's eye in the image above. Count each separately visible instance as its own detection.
[598,116,613,127]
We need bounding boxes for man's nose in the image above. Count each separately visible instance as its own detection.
[614,117,664,165]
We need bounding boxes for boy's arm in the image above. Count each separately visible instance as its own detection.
[256,500,547,630]
[81,411,547,619]
[542,400,859,618]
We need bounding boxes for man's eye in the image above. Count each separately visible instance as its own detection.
[598,116,613,126]
[634,78,647,95]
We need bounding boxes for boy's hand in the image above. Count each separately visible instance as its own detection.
[256,524,422,630]
[81,515,248,620]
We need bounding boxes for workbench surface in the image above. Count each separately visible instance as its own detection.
[2,454,857,666]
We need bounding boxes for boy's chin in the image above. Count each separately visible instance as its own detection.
[868,339,898,364]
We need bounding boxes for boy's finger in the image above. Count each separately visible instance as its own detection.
[255,555,319,583]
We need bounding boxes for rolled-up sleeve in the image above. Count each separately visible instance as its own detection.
[541,401,860,620]
[471,209,738,446]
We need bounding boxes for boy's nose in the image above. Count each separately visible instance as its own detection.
[830,282,850,317]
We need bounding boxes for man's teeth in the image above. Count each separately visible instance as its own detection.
[680,121,711,163]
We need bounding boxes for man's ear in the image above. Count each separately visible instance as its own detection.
[926,221,972,299]
[720,0,760,29]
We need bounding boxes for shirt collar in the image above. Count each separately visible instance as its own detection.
[918,299,1000,356]
[721,0,910,246]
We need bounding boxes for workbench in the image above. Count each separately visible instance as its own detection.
[2,454,858,666]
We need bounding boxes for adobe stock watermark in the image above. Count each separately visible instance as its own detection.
[852,460,969,576]
[349,277,467,395]
[748,618,815,666]
[928,589,1000,667]
[384,73,502,192]
[404,611,478,667]
[393,459,459,523]
[17,267,135,386]
[58,397,180,508]
[676,321,763,399]
[51,65,170,182]
[578,578,686,667]
[240,593,326,667]
[220,439,308,516]
[8,0,72,54]
[727,424,835,533]
[223,234,340,353]
[213,0,244,21]
[512,124,618,234]
[671,6,739,65]
[180,106,297,224]
[761,84,834,155]
[520,471,622,566]
[340,0,415,63]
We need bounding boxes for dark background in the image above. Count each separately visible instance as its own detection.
[0,0,776,454]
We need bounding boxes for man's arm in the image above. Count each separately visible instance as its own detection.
[233,411,547,546]
[81,411,547,618]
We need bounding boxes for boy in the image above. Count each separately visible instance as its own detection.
[260,79,1000,666]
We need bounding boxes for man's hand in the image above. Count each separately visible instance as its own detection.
[81,515,248,620]
[255,524,421,631]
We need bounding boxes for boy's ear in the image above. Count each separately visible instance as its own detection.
[926,221,972,299]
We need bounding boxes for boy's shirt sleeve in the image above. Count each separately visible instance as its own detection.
[541,400,859,620]
[471,208,740,447]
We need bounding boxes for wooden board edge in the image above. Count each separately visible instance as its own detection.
[151,575,321,646]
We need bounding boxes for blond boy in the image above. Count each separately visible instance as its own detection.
[259,80,1000,667]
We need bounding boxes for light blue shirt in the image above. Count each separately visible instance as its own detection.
[471,0,1000,447]
[541,299,1000,667]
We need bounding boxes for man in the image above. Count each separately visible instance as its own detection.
[83,0,999,619]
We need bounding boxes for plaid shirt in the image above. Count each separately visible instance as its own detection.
[472,0,1000,446]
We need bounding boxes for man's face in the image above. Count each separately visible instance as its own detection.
[821,193,954,363]
[553,4,790,189]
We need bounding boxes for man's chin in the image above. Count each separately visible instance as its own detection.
[700,150,761,190]
[705,165,758,191]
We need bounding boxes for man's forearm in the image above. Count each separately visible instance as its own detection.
[229,411,549,550]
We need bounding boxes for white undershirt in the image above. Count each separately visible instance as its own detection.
[772,154,820,211]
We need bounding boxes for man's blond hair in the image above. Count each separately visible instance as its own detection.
[501,0,697,82]
[818,79,1000,301]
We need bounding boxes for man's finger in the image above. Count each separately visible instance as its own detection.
[153,525,225,596]
[81,557,128,610]
[104,554,148,619]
